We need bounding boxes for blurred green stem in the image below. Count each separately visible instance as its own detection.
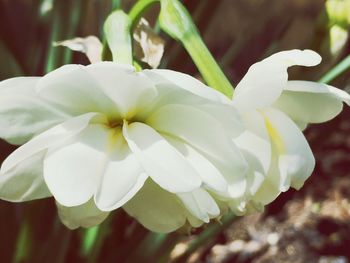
[173,212,237,263]
[129,0,159,29]
[319,54,350,84]
[14,222,31,263]
[45,0,82,73]
[128,0,234,97]
[81,226,100,256]
[158,0,234,98]
[125,232,181,263]
[112,0,121,10]
[82,217,112,263]
[182,33,234,98]
[124,232,167,263]
[0,41,23,78]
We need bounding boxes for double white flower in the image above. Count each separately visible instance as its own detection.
[0,49,348,233]
[0,62,246,232]
[230,50,350,212]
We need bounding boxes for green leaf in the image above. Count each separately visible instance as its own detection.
[319,54,350,84]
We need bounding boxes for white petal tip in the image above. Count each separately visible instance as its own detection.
[301,49,322,66]
[203,217,210,223]
[291,181,304,190]
[280,186,290,192]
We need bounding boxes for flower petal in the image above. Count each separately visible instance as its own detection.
[0,113,97,202]
[274,80,350,126]
[94,129,148,211]
[0,152,51,202]
[235,110,271,174]
[44,124,109,206]
[143,70,245,136]
[123,179,187,233]
[122,122,201,193]
[197,103,245,138]
[56,199,109,230]
[0,77,69,144]
[233,50,321,111]
[231,111,271,211]
[36,64,119,118]
[253,108,315,205]
[146,104,247,196]
[144,69,230,103]
[251,140,284,205]
[177,188,220,223]
[85,62,158,119]
[1,113,99,174]
[53,36,102,63]
[164,135,227,193]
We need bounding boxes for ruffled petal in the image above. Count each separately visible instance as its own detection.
[233,50,321,111]
[85,62,158,119]
[274,80,350,127]
[0,113,98,203]
[251,140,283,205]
[143,69,244,137]
[143,69,230,103]
[231,111,271,212]
[0,77,69,144]
[56,199,109,229]
[94,128,148,211]
[122,122,201,193]
[235,110,271,174]
[44,124,109,206]
[1,113,99,175]
[164,135,227,193]
[177,188,220,223]
[0,152,51,202]
[146,104,247,197]
[123,179,187,233]
[253,108,315,205]
[196,103,245,138]
[36,64,119,118]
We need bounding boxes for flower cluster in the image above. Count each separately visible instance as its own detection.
[0,50,349,232]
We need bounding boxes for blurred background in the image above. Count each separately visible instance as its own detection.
[0,0,350,262]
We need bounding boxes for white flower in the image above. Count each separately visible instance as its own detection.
[0,62,247,232]
[231,49,350,212]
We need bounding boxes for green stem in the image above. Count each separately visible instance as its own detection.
[45,0,82,73]
[112,0,121,10]
[183,33,234,98]
[0,41,23,78]
[85,218,112,263]
[13,222,31,263]
[124,232,168,263]
[129,0,160,30]
[33,218,72,263]
[159,0,234,98]
[81,226,100,257]
[319,54,350,84]
[173,212,236,262]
